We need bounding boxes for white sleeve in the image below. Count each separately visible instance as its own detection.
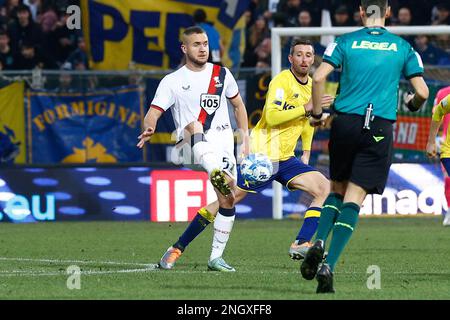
[150,75,175,111]
[224,68,239,99]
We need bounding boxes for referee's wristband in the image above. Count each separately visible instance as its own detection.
[311,112,323,120]
[406,95,421,112]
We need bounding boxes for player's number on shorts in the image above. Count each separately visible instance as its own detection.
[200,94,220,115]
[222,157,232,170]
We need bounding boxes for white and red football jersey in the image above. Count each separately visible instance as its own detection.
[150,63,239,141]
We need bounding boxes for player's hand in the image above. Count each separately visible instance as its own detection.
[426,140,437,159]
[239,134,250,160]
[137,127,155,149]
[309,113,330,127]
[321,95,334,108]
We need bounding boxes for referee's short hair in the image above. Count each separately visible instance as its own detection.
[289,38,315,55]
[361,0,389,16]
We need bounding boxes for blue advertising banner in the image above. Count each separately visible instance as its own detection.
[0,163,445,223]
[27,85,144,164]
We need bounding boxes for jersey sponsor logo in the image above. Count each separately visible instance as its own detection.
[200,94,221,115]
[213,76,223,88]
[182,85,191,91]
[351,41,398,52]
[324,42,337,56]
[275,88,284,100]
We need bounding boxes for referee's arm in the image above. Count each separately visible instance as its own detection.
[405,76,429,112]
[311,62,335,120]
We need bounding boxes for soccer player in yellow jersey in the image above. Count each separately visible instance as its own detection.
[426,92,450,226]
[159,39,334,271]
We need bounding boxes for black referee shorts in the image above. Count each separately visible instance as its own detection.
[329,113,394,195]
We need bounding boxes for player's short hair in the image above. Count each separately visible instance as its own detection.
[183,26,206,38]
[361,0,389,16]
[289,38,314,55]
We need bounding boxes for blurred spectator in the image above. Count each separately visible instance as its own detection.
[37,2,58,33]
[66,36,88,70]
[0,28,15,69]
[57,61,74,92]
[396,7,414,45]
[353,10,362,26]
[432,3,450,25]
[277,0,302,27]
[193,8,223,65]
[13,40,48,69]
[394,0,436,25]
[297,10,312,27]
[414,35,450,65]
[242,15,269,67]
[397,7,412,25]
[299,0,322,26]
[46,8,77,67]
[254,37,271,68]
[7,4,43,52]
[333,5,353,27]
[2,0,22,24]
[23,0,38,21]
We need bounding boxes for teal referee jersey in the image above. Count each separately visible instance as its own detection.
[323,27,424,121]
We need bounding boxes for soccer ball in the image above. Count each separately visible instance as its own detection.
[240,153,273,184]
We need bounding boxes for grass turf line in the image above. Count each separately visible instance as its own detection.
[0,217,449,299]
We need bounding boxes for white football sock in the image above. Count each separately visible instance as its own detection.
[210,212,235,261]
[192,141,221,176]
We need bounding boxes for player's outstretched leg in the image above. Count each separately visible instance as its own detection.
[208,207,236,272]
[159,207,216,270]
[285,170,329,261]
[289,207,321,260]
[189,132,231,196]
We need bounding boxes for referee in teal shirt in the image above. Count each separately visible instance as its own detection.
[301,0,430,293]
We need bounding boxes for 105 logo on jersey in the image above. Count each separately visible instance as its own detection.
[200,94,221,115]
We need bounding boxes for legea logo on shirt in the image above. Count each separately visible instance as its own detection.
[352,41,398,52]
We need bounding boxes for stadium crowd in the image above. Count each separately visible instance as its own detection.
[0,0,85,71]
[0,0,448,71]
[243,0,450,68]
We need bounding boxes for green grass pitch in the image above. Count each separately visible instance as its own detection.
[0,216,449,300]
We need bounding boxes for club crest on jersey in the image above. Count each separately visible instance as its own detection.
[213,76,223,88]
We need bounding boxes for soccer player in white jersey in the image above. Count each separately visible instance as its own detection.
[137,26,249,271]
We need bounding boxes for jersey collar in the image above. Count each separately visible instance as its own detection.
[290,68,308,86]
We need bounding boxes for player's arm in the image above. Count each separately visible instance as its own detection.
[311,39,343,125]
[225,68,249,156]
[264,78,309,127]
[311,62,334,125]
[426,94,450,158]
[300,122,314,165]
[229,93,250,156]
[137,76,173,148]
[403,47,429,112]
[137,107,163,149]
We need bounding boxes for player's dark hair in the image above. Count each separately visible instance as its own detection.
[289,38,314,55]
[361,0,389,16]
[183,26,206,37]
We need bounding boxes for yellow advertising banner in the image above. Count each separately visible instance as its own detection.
[0,82,26,164]
[81,0,249,70]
